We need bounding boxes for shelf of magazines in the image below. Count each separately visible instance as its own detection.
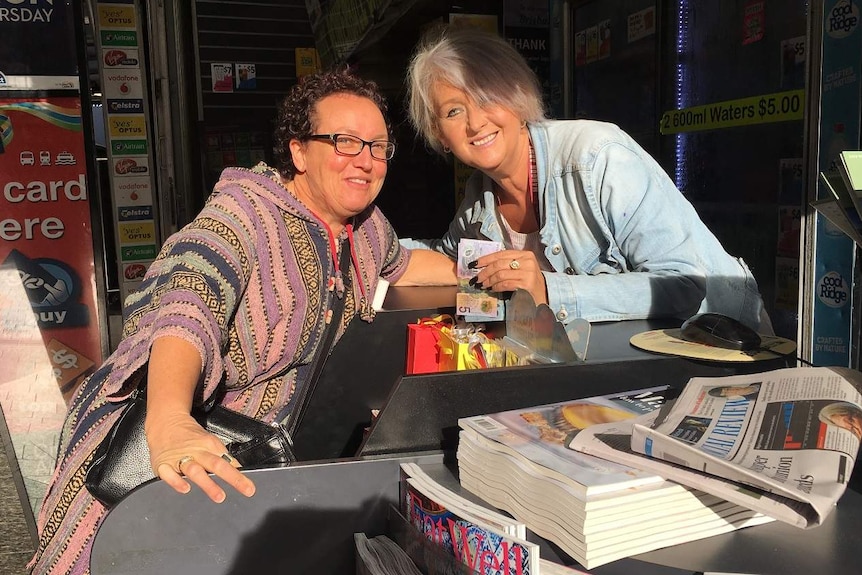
[357,460,590,575]
[90,435,862,575]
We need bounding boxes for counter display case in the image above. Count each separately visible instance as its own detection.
[90,286,816,575]
[91,453,862,575]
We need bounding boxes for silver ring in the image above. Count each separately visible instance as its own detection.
[176,455,194,473]
[220,453,234,464]
[509,259,521,270]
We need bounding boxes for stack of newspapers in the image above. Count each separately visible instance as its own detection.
[457,387,774,570]
[812,150,862,245]
[355,532,425,575]
[575,366,862,529]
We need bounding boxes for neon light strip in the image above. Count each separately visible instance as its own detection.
[675,0,690,191]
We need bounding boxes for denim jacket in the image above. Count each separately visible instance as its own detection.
[402,120,766,330]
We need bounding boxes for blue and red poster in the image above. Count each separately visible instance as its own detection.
[0,97,102,399]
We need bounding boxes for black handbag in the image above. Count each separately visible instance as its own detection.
[84,387,296,507]
[85,242,351,508]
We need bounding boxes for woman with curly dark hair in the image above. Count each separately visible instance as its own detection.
[30,67,455,575]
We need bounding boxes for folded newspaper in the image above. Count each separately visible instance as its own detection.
[624,366,862,528]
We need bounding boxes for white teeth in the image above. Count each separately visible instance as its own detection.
[348,178,368,184]
[472,133,496,146]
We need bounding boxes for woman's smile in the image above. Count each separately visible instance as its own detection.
[472,132,498,147]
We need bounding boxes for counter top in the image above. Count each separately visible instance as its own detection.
[383,285,685,362]
[288,286,793,461]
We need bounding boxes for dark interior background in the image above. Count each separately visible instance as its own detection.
[87,0,808,339]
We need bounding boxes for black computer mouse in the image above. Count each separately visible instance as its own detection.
[679,312,762,351]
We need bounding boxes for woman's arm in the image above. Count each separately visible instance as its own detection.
[394,249,457,286]
[136,181,263,502]
[145,335,256,502]
[543,138,710,323]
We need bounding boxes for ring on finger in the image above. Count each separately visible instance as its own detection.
[176,455,195,474]
[220,453,234,464]
[509,259,521,270]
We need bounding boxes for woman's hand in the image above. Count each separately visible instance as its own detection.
[469,249,548,306]
[147,410,256,503]
[144,335,256,503]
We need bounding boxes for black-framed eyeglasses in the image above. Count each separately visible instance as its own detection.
[307,133,396,161]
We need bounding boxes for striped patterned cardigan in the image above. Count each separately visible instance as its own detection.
[30,163,409,575]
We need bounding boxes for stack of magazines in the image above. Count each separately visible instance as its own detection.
[456,387,773,570]
[387,461,591,574]
[355,532,425,575]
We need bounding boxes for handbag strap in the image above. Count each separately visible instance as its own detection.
[284,240,352,441]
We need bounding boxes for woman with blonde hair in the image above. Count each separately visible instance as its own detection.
[403,24,769,332]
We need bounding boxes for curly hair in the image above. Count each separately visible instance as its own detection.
[272,67,391,179]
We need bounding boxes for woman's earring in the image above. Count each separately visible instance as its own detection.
[443,146,451,153]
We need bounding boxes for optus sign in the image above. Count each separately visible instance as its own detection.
[818,271,849,307]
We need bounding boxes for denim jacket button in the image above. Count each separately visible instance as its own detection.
[552,245,562,255]
[556,309,568,320]
[565,267,575,275]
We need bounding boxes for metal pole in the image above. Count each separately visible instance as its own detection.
[800,0,824,364]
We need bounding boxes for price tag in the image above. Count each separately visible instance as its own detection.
[660,89,805,135]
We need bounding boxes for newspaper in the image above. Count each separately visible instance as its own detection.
[569,411,795,527]
[626,366,862,528]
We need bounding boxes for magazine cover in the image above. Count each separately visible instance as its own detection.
[401,462,525,538]
[402,475,540,575]
[388,504,475,575]
[458,386,672,496]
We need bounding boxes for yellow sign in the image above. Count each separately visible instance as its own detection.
[118,221,156,244]
[660,89,804,134]
[98,5,136,30]
[108,115,147,138]
[449,13,498,34]
[295,48,320,77]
